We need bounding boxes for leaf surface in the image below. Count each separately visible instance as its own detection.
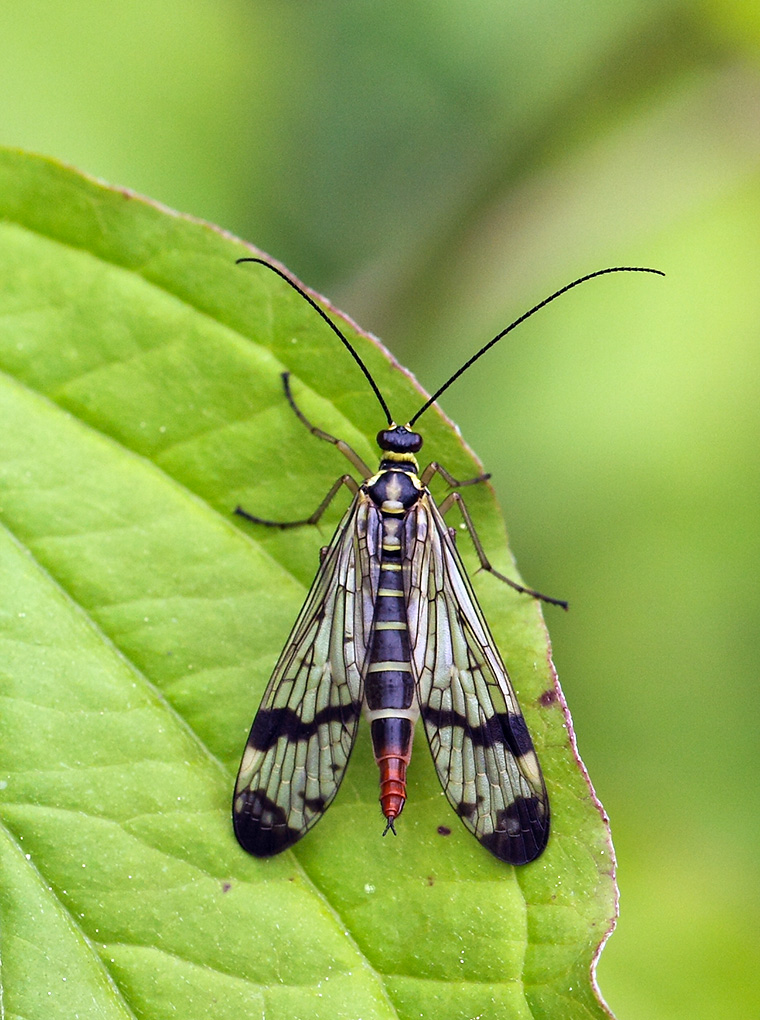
[0,148,614,1020]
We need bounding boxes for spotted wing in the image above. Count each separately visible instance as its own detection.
[233,492,382,856]
[403,492,549,864]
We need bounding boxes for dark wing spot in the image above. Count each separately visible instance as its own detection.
[479,796,550,865]
[424,707,536,753]
[233,789,302,857]
[248,702,361,751]
[303,795,327,813]
[423,707,500,747]
[498,712,535,758]
[456,800,478,820]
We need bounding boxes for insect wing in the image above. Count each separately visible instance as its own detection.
[234,493,382,855]
[403,493,550,864]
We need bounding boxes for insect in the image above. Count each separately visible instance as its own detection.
[232,258,663,862]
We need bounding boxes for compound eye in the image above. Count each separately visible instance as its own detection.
[376,429,392,451]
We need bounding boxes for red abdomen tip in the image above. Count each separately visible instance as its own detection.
[378,756,408,820]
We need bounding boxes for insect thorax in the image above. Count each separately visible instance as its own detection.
[365,460,422,513]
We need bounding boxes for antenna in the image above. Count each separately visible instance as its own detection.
[408,266,665,426]
[237,257,393,425]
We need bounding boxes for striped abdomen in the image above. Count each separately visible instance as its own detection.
[365,509,418,826]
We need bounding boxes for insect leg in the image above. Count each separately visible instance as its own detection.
[236,474,358,529]
[235,371,370,528]
[437,490,569,610]
[282,372,373,477]
[420,461,490,488]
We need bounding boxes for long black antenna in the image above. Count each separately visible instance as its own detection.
[408,266,665,427]
[237,257,394,425]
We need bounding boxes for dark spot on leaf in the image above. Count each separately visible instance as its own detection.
[539,687,558,707]
[222,882,231,893]
[437,825,451,836]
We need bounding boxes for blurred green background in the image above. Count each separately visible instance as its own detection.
[1,2,758,1017]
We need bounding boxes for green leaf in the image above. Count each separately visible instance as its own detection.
[0,148,614,1020]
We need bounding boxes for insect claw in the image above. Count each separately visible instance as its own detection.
[382,817,398,837]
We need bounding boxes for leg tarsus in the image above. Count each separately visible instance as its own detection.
[421,460,491,488]
[440,490,568,610]
[478,564,569,610]
[235,474,358,529]
[281,373,372,477]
